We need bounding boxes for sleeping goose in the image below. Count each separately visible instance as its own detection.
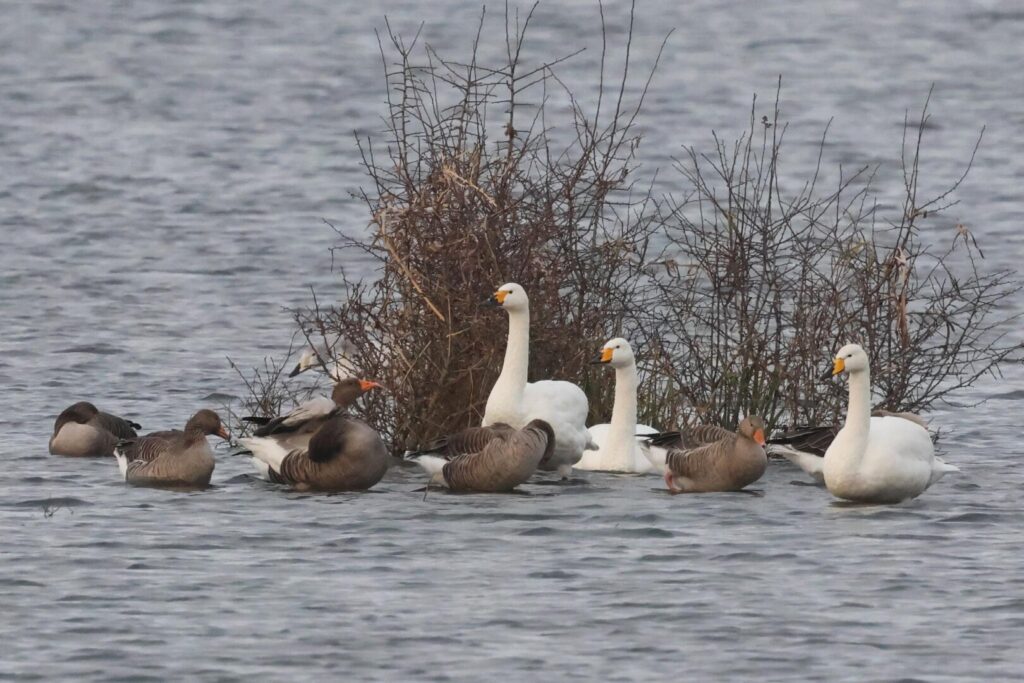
[114,409,229,487]
[405,420,554,492]
[768,410,929,485]
[241,378,380,451]
[641,417,768,493]
[576,338,658,473]
[49,402,141,457]
[239,414,388,492]
[289,337,358,381]
[820,343,958,503]
[483,283,594,479]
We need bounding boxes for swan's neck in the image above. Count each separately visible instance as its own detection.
[485,307,529,421]
[605,363,640,468]
[834,369,871,464]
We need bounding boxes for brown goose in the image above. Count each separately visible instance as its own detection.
[239,414,388,492]
[641,416,768,493]
[768,411,930,484]
[49,402,140,457]
[405,420,554,492]
[241,378,380,451]
[114,409,229,487]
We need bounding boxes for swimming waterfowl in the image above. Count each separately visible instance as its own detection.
[114,409,229,487]
[641,417,768,493]
[821,343,958,503]
[241,378,380,451]
[768,410,929,485]
[49,402,140,457]
[405,420,555,492]
[576,338,658,473]
[483,283,594,478]
[239,414,388,492]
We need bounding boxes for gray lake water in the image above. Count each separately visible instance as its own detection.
[2,1,1023,680]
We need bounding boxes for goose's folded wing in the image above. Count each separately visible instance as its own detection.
[768,425,838,457]
[95,412,140,439]
[406,423,515,459]
[665,438,733,479]
[253,396,337,436]
[646,424,732,450]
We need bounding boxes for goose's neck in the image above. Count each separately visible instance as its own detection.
[606,363,640,468]
[486,307,530,421]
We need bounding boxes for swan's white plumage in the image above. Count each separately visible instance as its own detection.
[579,422,658,473]
[576,338,658,474]
[483,283,591,478]
[239,436,289,480]
[823,344,958,503]
[638,440,669,474]
[768,444,825,484]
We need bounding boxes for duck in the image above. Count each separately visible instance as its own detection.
[641,416,768,493]
[768,410,929,485]
[114,409,229,487]
[239,414,388,492]
[405,420,554,492]
[483,283,594,478]
[240,378,380,452]
[820,343,958,503]
[576,338,658,473]
[49,401,141,457]
[289,337,358,381]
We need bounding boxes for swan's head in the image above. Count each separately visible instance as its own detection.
[289,347,321,377]
[186,409,230,440]
[332,378,382,407]
[486,283,529,312]
[832,343,869,376]
[737,416,767,446]
[591,337,635,368]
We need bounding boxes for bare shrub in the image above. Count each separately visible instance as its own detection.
[235,6,1019,450]
[644,85,1021,431]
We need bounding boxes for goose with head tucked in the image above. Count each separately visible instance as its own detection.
[576,338,658,473]
[241,378,380,452]
[49,401,140,457]
[114,409,229,487]
[483,283,594,479]
[641,416,768,493]
[239,413,388,492]
[821,343,958,503]
[405,420,554,492]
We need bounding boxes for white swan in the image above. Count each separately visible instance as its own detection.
[483,283,594,478]
[576,338,657,473]
[823,343,959,503]
[289,337,358,382]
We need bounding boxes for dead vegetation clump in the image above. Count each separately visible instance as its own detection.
[233,5,1020,450]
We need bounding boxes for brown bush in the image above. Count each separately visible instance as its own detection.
[233,6,1020,451]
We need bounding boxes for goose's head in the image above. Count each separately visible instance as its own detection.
[737,416,767,446]
[831,343,869,376]
[591,337,635,368]
[54,401,100,434]
[186,409,230,441]
[61,401,100,424]
[332,377,382,408]
[486,283,528,312]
